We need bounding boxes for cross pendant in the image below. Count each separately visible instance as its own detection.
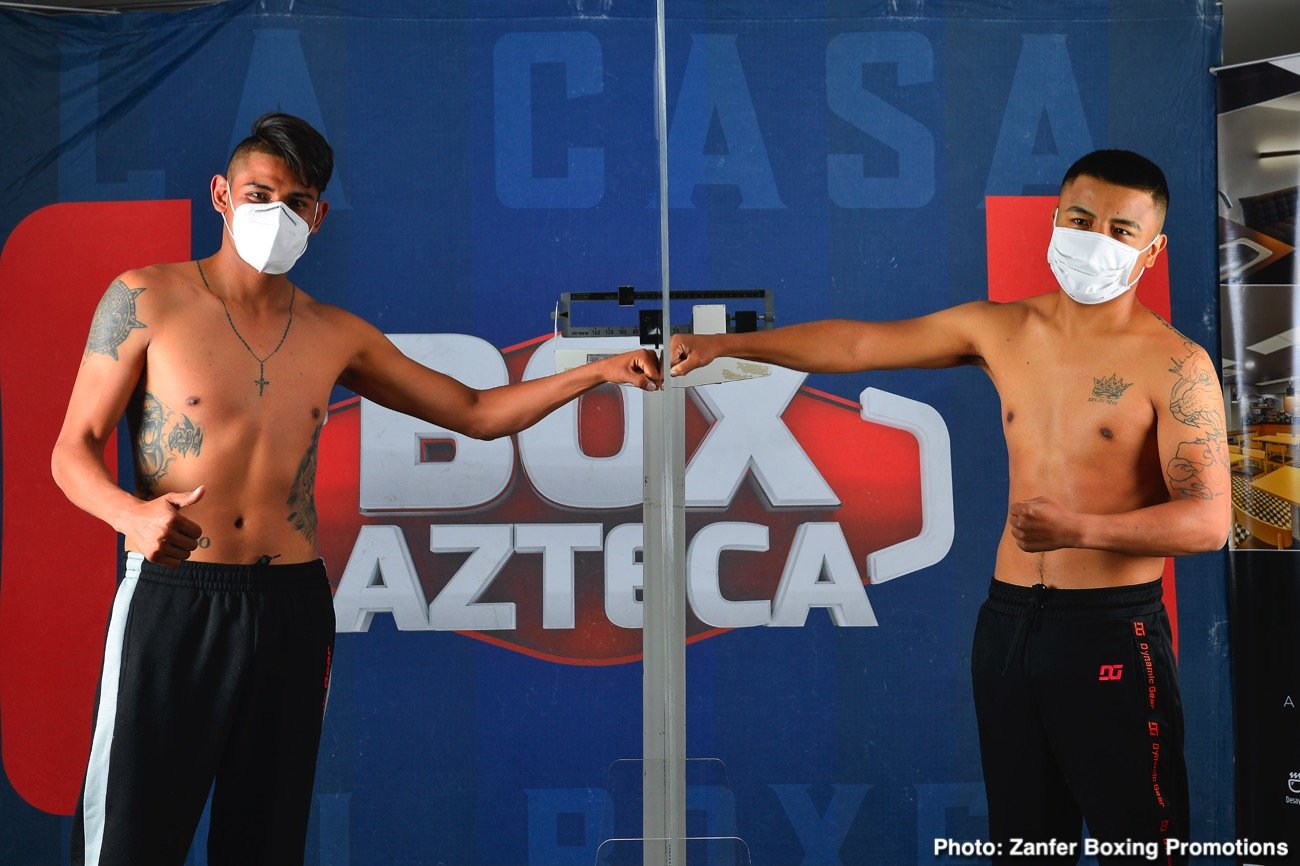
[254,363,269,396]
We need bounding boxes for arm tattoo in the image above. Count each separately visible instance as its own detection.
[1165,342,1227,500]
[286,423,322,546]
[85,279,147,360]
[135,392,204,495]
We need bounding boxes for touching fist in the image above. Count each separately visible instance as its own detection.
[602,348,661,391]
[668,333,723,378]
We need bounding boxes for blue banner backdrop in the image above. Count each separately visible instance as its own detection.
[0,1,1230,864]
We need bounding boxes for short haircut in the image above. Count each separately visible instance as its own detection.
[227,112,334,193]
[1060,149,1169,217]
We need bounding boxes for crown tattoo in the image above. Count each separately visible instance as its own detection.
[1092,374,1134,400]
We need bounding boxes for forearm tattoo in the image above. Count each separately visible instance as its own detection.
[135,392,204,495]
[1165,342,1227,500]
[84,279,146,360]
[286,423,322,545]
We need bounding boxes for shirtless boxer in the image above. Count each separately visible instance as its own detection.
[51,112,658,866]
[669,149,1230,865]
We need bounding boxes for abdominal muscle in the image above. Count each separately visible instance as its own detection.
[130,432,321,566]
[993,534,1166,589]
[993,442,1170,589]
[188,500,318,565]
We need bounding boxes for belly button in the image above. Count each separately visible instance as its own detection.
[186,395,201,406]
[234,517,245,529]
[1099,427,1114,440]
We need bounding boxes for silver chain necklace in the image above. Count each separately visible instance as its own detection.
[196,259,296,397]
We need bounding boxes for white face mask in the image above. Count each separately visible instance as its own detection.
[224,201,315,274]
[1047,222,1159,305]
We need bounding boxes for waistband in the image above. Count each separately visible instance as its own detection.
[983,577,1165,620]
[129,551,328,592]
[989,577,1165,677]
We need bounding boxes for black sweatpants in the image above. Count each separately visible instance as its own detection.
[971,578,1188,866]
[72,553,336,866]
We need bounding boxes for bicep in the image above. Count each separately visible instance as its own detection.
[855,302,993,370]
[338,325,481,430]
[57,280,153,447]
[1156,344,1230,502]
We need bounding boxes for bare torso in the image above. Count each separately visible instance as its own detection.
[126,260,355,564]
[976,293,1215,587]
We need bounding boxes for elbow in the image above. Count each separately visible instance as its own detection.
[1190,506,1233,554]
[456,392,512,441]
[1209,518,1233,553]
[50,440,73,496]
[1211,515,1233,552]
[468,426,507,442]
[1186,530,1229,556]
[459,416,509,442]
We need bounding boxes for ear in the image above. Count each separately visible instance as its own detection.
[1143,234,1167,267]
[210,174,231,213]
[309,200,329,234]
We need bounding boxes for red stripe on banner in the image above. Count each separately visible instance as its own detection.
[0,201,191,815]
[985,196,1178,654]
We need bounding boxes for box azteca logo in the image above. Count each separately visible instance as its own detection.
[318,333,954,665]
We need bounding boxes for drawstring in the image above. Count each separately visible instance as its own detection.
[1001,582,1049,677]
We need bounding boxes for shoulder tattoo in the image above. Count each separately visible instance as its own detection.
[1165,341,1228,500]
[85,279,147,360]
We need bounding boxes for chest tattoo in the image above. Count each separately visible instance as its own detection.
[1089,373,1134,406]
[135,392,205,495]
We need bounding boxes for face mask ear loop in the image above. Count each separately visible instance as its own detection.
[288,201,318,262]
[1125,234,1162,289]
[219,185,239,244]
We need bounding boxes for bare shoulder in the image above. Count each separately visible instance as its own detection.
[104,261,203,316]
[296,294,391,363]
[1135,310,1223,439]
[920,297,1021,327]
[83,262,200,360]
[937,296,1031,340]
[299,294,378,337]
[1139,308,1216,370]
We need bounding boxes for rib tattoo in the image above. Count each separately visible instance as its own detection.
[135,392,204,495]
[287,423,322,545]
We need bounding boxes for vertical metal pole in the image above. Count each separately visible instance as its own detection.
[644,0,686,864]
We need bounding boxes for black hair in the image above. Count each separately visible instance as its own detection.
[1060,149,1168,216]
[228,112,334,193]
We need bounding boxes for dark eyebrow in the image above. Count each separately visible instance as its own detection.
[240,180,317,201]
[1064,204,1142,232]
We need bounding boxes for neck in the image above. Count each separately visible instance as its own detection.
[1053,288,1142,334]
[202,248,293,309]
